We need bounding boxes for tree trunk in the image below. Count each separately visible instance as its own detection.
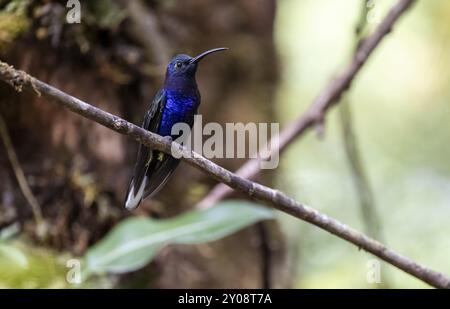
[0,0,290,288]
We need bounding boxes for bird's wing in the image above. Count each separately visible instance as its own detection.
[142,107,198,199]
[124,89,166,210]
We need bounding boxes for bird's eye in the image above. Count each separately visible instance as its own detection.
[175,61,182,69]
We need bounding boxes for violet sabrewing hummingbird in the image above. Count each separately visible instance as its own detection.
[124,47,228,210]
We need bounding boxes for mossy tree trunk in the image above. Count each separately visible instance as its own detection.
[0,0,291,288]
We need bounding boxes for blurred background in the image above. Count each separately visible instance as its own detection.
[0,0,449,288]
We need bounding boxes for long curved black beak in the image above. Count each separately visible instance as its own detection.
[189,47,228,64]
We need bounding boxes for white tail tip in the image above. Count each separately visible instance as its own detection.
[125,177,147,210]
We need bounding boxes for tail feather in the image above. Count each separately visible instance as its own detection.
[143,157,179,199]
[124,176,147,210]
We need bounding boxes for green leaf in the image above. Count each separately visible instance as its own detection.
[0,223,20,241]
[0,244,28,269]
[83,201,274,278]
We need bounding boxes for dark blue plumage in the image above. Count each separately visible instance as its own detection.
[124,48,227,210]
[159,89,199,136]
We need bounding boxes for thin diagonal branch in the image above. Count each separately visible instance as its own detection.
[196,0,417,209]
[340,98,385,240]
[1,49,450,290]
[340,0,384,241]
[0,113,45,232]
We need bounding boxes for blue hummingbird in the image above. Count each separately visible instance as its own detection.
[124,47,228,210]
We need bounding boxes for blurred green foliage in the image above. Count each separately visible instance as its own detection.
[85,0,126,30]
[82,201,273,280]
[0,0,30,52]
[275,0,450,288]
[0,202,273,287]
[0,224,67,288]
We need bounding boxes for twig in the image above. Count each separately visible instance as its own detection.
[336,0,389,287]
[196,0,417,209]
[339,0,384,241]
[0,113,44,229]
[340,99,383,241]
[1,59,449,289]
[340,96,390,288]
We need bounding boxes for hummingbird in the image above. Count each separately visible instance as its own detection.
[124,47,228,210]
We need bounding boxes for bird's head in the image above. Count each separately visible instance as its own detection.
[165,47,228,81]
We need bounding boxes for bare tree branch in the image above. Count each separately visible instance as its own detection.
[0,113,46,237]
[196,0,417,210]
[1,41,450,290]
